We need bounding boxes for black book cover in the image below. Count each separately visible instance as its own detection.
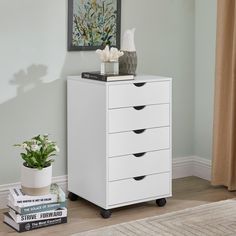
[81,71,107,81]
[81,72,134,82]
[4,212,67,232]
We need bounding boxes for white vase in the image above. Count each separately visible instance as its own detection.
[21,164,52,196]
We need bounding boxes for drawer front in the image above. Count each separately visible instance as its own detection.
[109,172,170,205]
[108,127,170,157]
[108,81,170,108]
[109,149,170,181]
[109,104,170,133]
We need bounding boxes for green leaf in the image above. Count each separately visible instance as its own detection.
[15,134,59,169]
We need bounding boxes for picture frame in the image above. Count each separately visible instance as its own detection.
[68,0,121,51]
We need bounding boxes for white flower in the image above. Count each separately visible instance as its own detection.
[55,145,60,152]
[31,139,37,145]
[31,144,40,152]
[22,143,28,149]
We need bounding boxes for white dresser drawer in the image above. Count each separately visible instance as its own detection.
[109,149,170,181]
[108,81,170,108]
[108,127,170,157]
[108,172,170,205]
[109,104,170,133]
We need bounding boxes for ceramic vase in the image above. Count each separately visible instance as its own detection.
[119,51,137,75]
[21,164,52,196]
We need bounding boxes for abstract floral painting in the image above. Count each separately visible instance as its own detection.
[68,0,121,51]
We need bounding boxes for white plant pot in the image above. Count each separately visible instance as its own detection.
[21,164,52,196]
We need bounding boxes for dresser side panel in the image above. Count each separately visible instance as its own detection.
[67,79,107,208]
[169,79,173,196]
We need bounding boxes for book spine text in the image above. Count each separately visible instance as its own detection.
[21,201,66,214]
[19,217,67,232]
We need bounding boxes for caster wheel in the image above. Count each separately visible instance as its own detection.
[156,198,167,207]
[100,209,112,219]
[68,192,79,201]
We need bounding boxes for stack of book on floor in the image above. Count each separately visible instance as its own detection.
[81,71,134,82]
[3,184,67,232]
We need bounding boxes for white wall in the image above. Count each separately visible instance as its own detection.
[194,0,217,160]
[0,0,195,184]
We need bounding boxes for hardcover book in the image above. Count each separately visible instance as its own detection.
[81,71,134,82]
[9,183,65,206]
[3,212,67,232]
[9,207,67,223]
[8,199,67,215]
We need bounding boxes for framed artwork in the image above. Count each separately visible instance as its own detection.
[68,0,121,51]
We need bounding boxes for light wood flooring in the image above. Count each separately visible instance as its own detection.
[0,176,236,236]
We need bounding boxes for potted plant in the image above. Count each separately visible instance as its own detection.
[14,134,59,196]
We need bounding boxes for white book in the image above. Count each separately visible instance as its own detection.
[8,207,67,223]
[9,184,65,206]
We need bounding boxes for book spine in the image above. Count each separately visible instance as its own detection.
[21,201,67,214]
[19,217,67,232]
[15,197,57,206]
[12,208,67,223]
[8,195,57,208]
[81,73,107,81]
[9,191,57,204]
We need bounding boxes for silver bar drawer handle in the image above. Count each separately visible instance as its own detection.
[133,82,146,87]
[133,105,146,110]
[133,176,146,181]
[133,129,146,134]
[133,152,146,157]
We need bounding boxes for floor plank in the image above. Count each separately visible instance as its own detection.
[0,177,235,235]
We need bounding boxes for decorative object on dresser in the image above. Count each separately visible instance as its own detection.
[119,28,137,75]
[67,75,172,218]
[14,134,59,196]
[3,184,67,232]
[68,0,121,51]
[81,71,134,82]
[96,45,124,75]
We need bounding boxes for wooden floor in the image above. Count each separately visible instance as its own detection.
[0,176,236,236]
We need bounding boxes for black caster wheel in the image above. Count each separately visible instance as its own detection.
[68,192,79,201]
[156,198,167,207]
[100,208,112,219]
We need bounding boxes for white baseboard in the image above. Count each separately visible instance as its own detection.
[172,156,194,179]
[172,156,212,181]
[0,175,67,210]
[192,156,212,181]
[0,156,212,209]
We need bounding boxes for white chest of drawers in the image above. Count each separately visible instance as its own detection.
[67,75,172,218]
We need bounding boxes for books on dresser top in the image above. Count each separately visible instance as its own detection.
[81,71,134,82]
